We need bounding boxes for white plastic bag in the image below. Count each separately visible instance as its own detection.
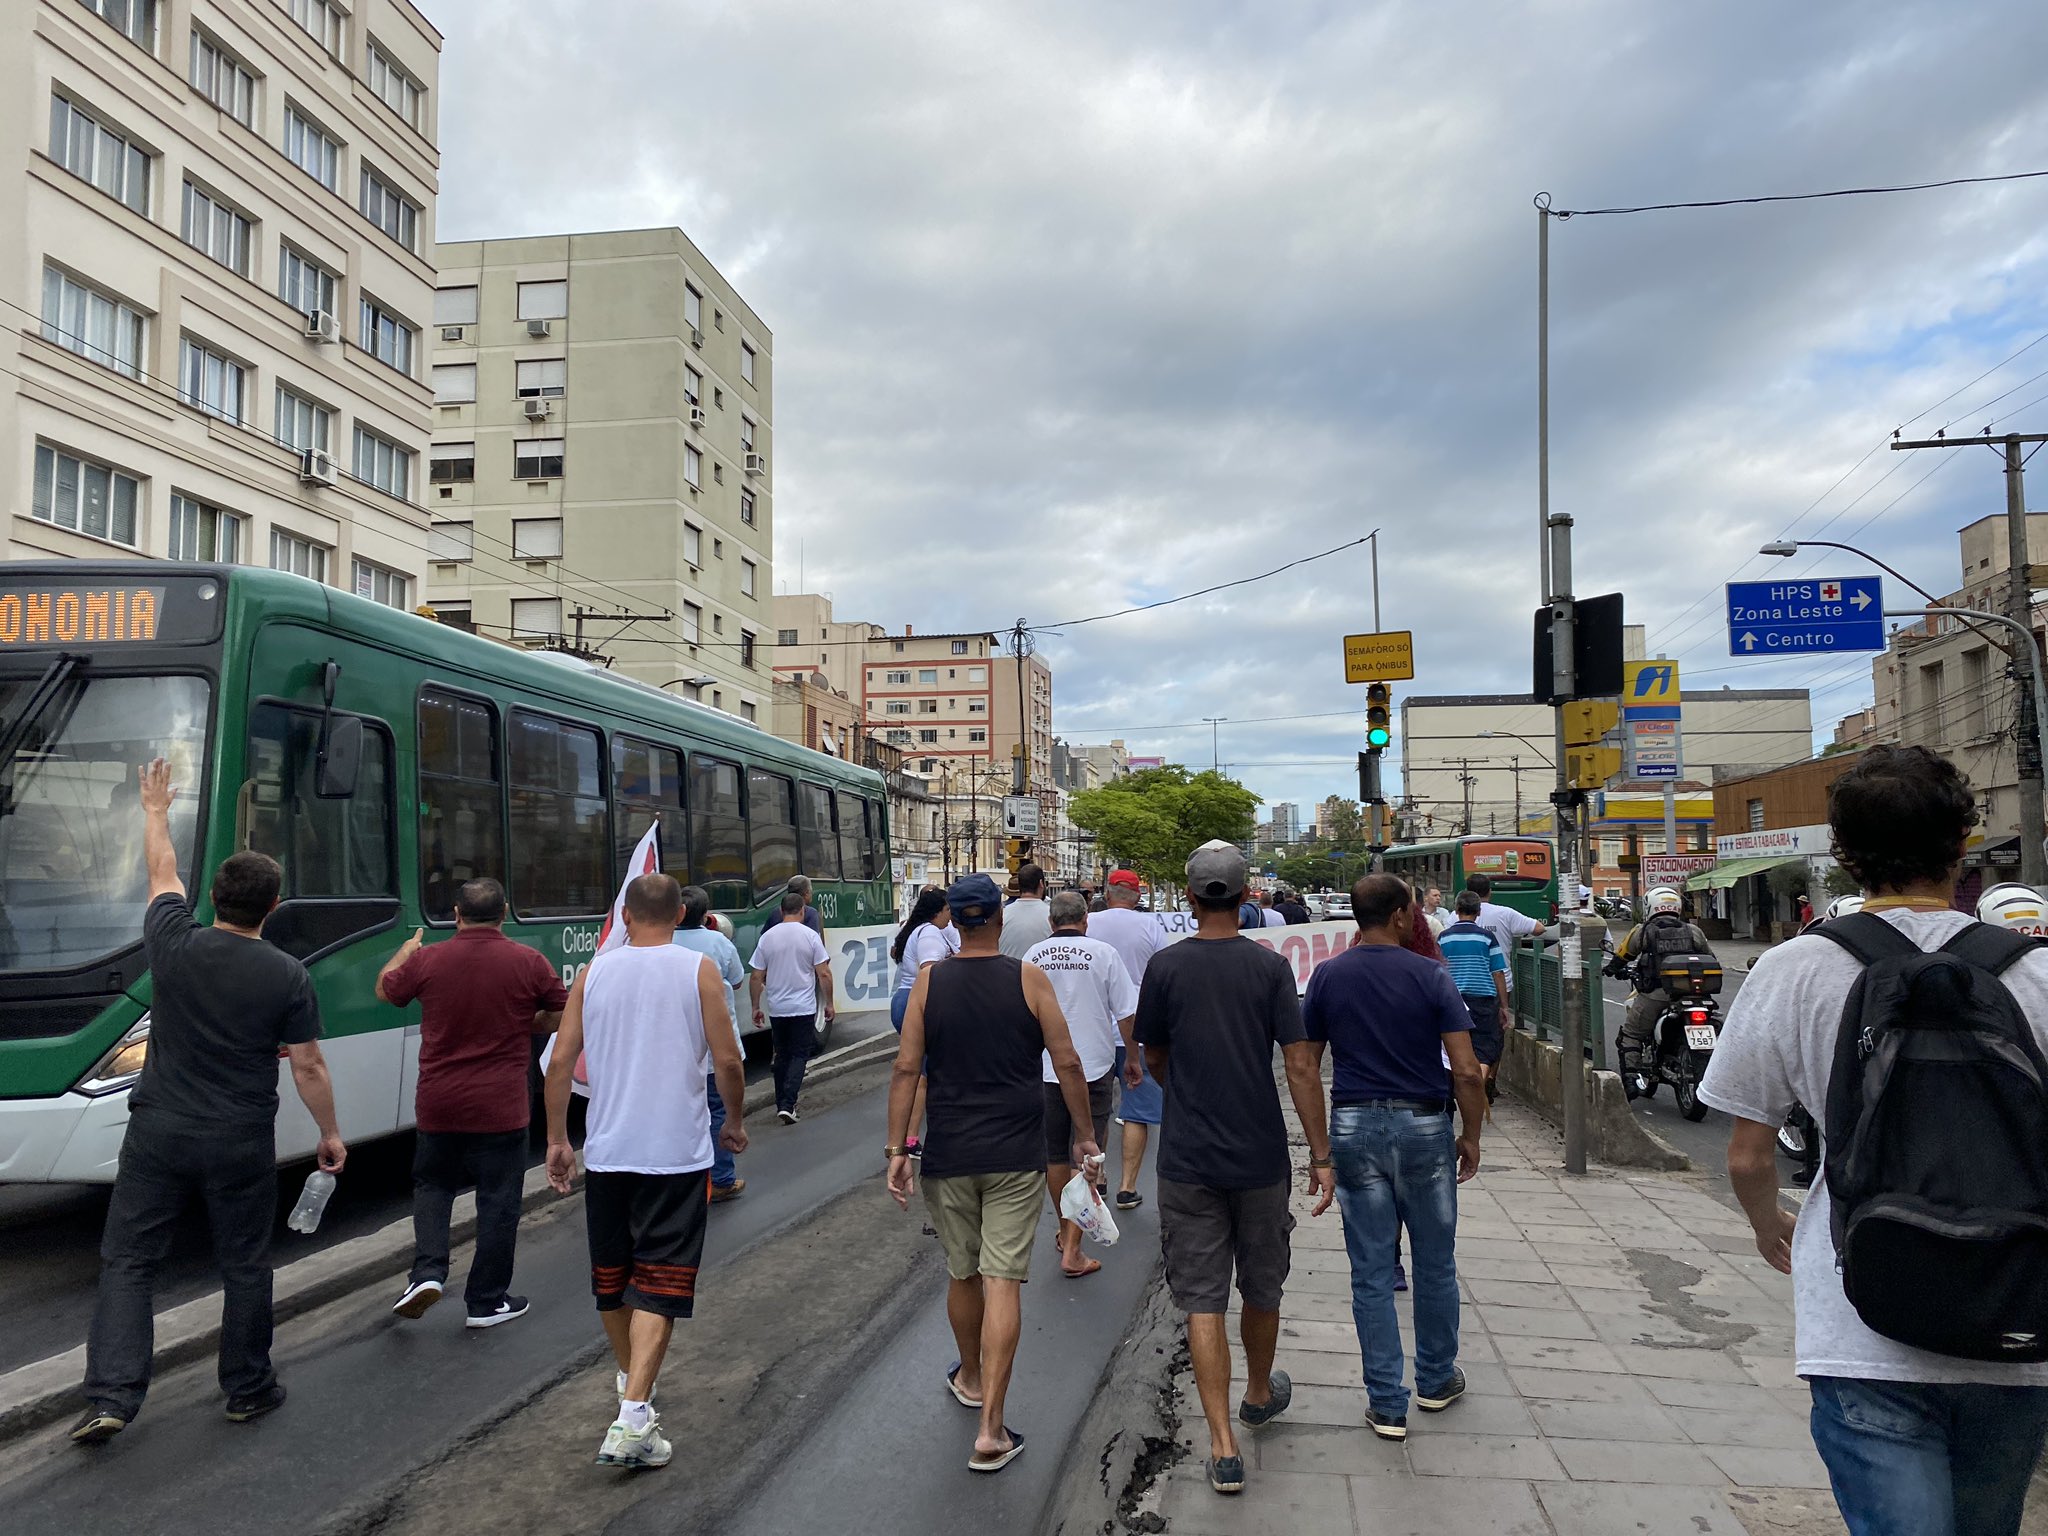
[1059,1171,1120,1247]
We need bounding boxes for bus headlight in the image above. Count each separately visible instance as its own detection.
[76,1015,151,1096]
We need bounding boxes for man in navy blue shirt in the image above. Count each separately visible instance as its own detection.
[1301,874,1487,1444]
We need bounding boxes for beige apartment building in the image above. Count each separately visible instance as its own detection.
[773,590,880,699]
[5,0,441,598]
[424,227,772,715]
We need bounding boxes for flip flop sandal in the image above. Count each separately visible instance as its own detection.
[968,1428,1025,1473]
[946,1363,983,1409]
[1062,1257,1103,1279]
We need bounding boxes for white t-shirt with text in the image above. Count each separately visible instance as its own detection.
[894,920,960,995]
[751,919,831,1017]
[1025,931,1140,1083]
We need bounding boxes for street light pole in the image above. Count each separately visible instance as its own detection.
[1203,717,1226,774]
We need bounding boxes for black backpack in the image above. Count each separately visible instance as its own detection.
[1815,913,2048,1361]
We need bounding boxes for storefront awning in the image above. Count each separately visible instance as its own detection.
[1685,854,1805,891]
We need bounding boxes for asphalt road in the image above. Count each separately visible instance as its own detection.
[0,1010,894,1376]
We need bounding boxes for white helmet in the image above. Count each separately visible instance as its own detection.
[1824,893,1865,921]
[1977,883,2048,936]
[1647,886,1683,915]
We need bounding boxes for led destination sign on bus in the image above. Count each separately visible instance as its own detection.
[0,577,222,647]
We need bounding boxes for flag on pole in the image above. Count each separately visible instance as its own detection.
[543,822,663,1094]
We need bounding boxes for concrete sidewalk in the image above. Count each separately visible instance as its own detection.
[1136,1099,1852,1536]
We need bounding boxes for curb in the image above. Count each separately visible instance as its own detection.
[0,1031,900,1447]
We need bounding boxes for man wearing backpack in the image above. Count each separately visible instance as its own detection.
[1699,746,2048,1536]
[1609,886,1714,1079]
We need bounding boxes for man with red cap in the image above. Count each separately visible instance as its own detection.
[1088,870,1167,1210]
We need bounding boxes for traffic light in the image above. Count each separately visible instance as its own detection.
[1004,837,1031,873]
[1561,699,1619,747]
[1565,745,1622,790]
[1365,683,1392,751]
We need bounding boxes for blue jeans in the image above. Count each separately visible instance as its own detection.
[707,1075,737,1188]
[1330,1104,1460,1418]
[1809,1375,2048,1536]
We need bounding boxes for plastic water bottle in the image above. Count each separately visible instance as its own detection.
[287,1170,336,1234]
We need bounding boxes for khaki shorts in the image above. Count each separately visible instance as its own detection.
[924,1171,1046,1282]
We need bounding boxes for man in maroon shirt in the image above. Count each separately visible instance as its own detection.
[376,878,567,1328]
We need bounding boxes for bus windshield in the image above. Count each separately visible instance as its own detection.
[0,672,209,973]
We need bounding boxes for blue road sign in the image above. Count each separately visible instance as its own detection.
[1725,576,1884,656]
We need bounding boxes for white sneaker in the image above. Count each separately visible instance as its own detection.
[596,1416,672,1469]
[391,1279,443,1319]
[616,1371,659,1402]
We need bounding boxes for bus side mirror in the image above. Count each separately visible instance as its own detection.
[316,715,363,799]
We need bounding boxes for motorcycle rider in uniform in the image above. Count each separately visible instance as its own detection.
[1610,886,1715,1080]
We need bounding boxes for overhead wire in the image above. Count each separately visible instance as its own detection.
[1545,168,2048,220]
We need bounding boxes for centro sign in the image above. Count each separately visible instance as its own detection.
[1714,825,1831,858]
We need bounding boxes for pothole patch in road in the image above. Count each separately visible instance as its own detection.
[1622,1246,1758,1352]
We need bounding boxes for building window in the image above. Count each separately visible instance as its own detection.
[682,523,703,567]
[358,296,416,375]
[684,446,702,488]
[741,559,757,598]
[685,366,702,405]
[181,182,252,276]
[885,670,910,685]
[516,359,566,398]
[49,97,151,215]
[969,729,987,744]
[429,442,473,484]
[741,342,756,384]
[39,266,145,379]
[431,363,476,404]
[178,337,247,422]
[967,666,987,683]
[512,517,563,559]
[365,39,424,129]
[433,285,477,326]
[284,0,344,57]
[282,104,340,191]
[712,614,723,633]
[951,640,971,656]
[428,521,472,561]
[886,701,912,716]
[917,668,938,684]
[32,442,139,545]
[352,426,412,500]
[434,604,473,633]
[279,244,336,319]
[270,528,328,582]
[968,699,987,714]
[517,281,568,320]
[82,0,159,51]
[190,31,257,126]
[514,437,564,479]
[359,166,419,252]
[740,631,756,668]
[353,559,408,609]
[1746,798,1765,832]
[918,700,938,715]
[740,416,755,452]
[918,729,938,744]
[741,702,756,723]
[740,490,758,528]
[684,285,703,331]
[776,628,799,646]
[682,602,701,644]
[510,598,561,639]
[274,385,332,454]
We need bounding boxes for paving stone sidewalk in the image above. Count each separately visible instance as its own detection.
[1133,1097,1852,1536]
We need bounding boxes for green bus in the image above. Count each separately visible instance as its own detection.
[1379,835,1558,920]
[0,564,892,1185]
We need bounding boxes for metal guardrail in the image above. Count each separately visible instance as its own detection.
[1510,936,1606,1070]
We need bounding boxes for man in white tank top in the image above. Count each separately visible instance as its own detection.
[545,874,746,1472]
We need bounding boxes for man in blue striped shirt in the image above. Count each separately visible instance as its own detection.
[1436,892,1508,1101]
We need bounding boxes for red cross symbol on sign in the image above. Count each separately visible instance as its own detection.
[1819,581,1840,601]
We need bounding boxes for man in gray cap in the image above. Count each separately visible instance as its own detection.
[1135,840,1334,1498]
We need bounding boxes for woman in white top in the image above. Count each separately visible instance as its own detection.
[889,887,957,1156]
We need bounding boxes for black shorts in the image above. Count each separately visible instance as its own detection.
[1043,1071,1114,1167]
[1463,994,1505,1065]
[1157,1178,1295,1314]
[584,1168,710,1319]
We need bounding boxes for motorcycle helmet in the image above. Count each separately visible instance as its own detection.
[1824,894,1865,920]
[1646,886,1683,916]
[1976,883,2048,936]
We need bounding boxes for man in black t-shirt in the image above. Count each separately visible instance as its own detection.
[1135,841,1334,1498]
[72,759,345,1447]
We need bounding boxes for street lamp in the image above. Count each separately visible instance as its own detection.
[1476,728,1555,767]
[1757,540,1947,607]
[1202,717,1227,774]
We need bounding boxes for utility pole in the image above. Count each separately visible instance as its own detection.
[1510,755,1522,830]
[1009,621,1033,794]
[1891,432,2048,886]
[1203,717,1226,774]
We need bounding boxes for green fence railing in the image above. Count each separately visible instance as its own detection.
[1509,935,1607,1070]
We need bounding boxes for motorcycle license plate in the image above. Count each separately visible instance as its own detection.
[1684,1024,1718,1051]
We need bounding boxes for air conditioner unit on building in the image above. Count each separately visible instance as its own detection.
[526,318,552,338]
[523,398,552,420]
[303,310,340,344]
[299,449,338,487]
[744,452,765,477]
[689,406,708,429]
[440,325,465,342]
[690,327,704,348]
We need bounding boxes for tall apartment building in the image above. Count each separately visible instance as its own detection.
[1270,801,1299,842]
[425,228,772,714]
[772,590,880,699]
[860,628,1052,789]
[6,0,441,599]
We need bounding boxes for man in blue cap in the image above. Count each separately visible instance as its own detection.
[885,873,1100,1476]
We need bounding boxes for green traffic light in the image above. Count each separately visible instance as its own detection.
[1367,726,1391,748]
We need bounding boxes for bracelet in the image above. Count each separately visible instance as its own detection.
[884,1145,907,1159]
[1310,1156,1334,1170]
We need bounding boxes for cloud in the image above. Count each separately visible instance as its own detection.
[428,0,2048,809]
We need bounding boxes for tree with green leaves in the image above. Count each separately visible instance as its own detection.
[1068,766,1260,889]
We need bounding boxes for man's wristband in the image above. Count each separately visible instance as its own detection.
[885,1144,908,1159]
[1309,1155,1334,1170]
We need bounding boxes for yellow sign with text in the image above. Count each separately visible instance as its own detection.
[1343,631,1415,684]
[1623,659,1681,706]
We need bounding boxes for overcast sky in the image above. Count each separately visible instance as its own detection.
[430,0,2048,816]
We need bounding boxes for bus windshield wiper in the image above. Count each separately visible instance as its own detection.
[0,653,84,774]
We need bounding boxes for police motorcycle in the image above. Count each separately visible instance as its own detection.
[1603,889,1724,1122]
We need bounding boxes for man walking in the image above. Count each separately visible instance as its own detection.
[1701,747,2048,1532]
[1465,873,1543,1002]
[1436,890,1510,1101]
[1025,893,1140,1278]
[1420,887,1449,935]
[671,887,748,1202]
[997,862,1054,958]
[886,874,1100,1474]
[1259,891,1286,927]
[1137,840,1334,1496]
[376,877,566,1327]
[749,891,834,1123]
[545,874,746,1471]
[1276,889,1312,926]
[788,873,825,937]
[1090,870,1166,1211]
[1302,875,1488,1442]
[72,759,343,1445]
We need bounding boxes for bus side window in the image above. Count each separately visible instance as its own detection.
[798,780,839,881]
[419,690,503,923]
[749,768,798,900]
[834,789,866,881]
[509,712,609,919]
[689,754,748,910]
[614,736,689,886]
[245,702,394,898]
